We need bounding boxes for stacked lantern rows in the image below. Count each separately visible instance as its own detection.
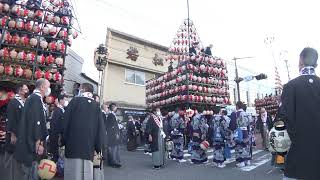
[146,55,231,108]
[0,0,78,83]
[166,19,202,60]
[255,95,280,115]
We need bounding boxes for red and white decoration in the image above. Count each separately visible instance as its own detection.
[146,19,230,109]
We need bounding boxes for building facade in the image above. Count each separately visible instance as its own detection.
[103,28,174,121]
[64,49,98,96]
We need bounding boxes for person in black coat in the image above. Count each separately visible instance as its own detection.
[204,44,213,56]
[49,94,67,162]
[62,83,104,179]
[15,79,51,179]
[5,83,29,180]
[256,108,273,150]
[101,103,109,163]
[280,47,320,180]
[135,117,142,146]
[127,116,137,151]
[105,103,121,168]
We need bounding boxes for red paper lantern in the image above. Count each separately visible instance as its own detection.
[192,85,198,91]
[16,20,24,30]
[0,16,8,27]
[32,24,41,33]
[3,4,9,12]
[30,38,38,47]
[25,21,33,31]
[11,34,20,45]
[26,52,35,62]
[57,42,65,53]
[27,10,35,19]
[4,32,11,43]
[17,51,26,61]
[179,85,185,91]
[44,71,52,80]
[43,26,50,35]
[197,76,202,83]
[203,87,208,93]
[40,39,48,49]
[20,36,29,46]
[8,20,16,28]
[23,68,32,79]
[48,41,56,51]
[53,16,60,24]
[59,30,68,39]
[35,69,43,79]
[216,59,222,66]
[46,55,54,65]
[20,8,29,17]
[212,97,217,103]
[202,77,206,83]
[10,49,17,59]
[224,97,229,104]
[45,14,54,23]
[49,26,57,36]
[11,5,20,15]
[61,16,69,25]
[35,10,44,19]
[198,86,203,92]
[5,65,13,75]
[0,48,9,58]
[54,72,62,82]
[188,95,194,101]
[14,66,23,77]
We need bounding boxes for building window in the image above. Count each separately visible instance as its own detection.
[125,69,145,85]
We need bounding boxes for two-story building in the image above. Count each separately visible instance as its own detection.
[102,28,174,121]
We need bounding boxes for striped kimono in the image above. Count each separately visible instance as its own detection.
[212,115,230,164]
[234,109,252,163]
[190,114,209,164]
[170,113,186,160]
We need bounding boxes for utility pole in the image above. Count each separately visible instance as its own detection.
[233,56,254,102]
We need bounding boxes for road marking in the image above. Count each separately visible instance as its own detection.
[224,150,264,164]
[184,153,191,158]
[240,154,271,172]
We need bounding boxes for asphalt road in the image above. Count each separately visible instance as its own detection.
[0,134,284,180]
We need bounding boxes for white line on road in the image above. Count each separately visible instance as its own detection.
[240,154,271,172]
[224,150,264,164]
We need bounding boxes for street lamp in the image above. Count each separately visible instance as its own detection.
[94,44,109,104]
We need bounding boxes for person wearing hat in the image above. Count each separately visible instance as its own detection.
[105,103,122,168]
[190,107,209,164]
[145,107,166,169]
[62,83,104,180]
[280,47,320,180]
